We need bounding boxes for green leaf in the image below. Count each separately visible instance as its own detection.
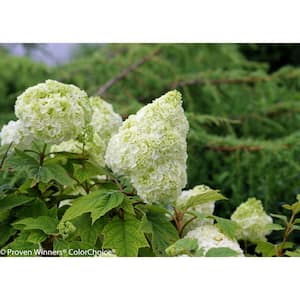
[205,247,240,257]
[3,240,39,256]
[214,217,239,240]
[187,211,211,221]
[0,210,10,223]
[66,241,98,256]
[74,161,105,182]
[103,215,148,257]
[270,214,288,223]
[291,200,300,215]
[13,216,59,235]
[292,225,300,230]
[50,151,86,160]
[0,184,15,196]
[143,204,170,215]
[53,239,69,257]
[3,232,39,256]
[282,204,292,210]
[40,163,75,186]
[73,214,107,246]
[120,197,135,215]
[53,240,96,257]
[285,248,300,257]
[7,149,39,178]
[140,215,153,233]
[0,224,17,246]
[277,241,294,250]
[15,199,55,219]
[166,237,201,256]
[138,247,156,257]
[265,223,284,231]
[7,149,77,186]
[144,212,179,256]
[255,241,276,257]
[0,194,34,213]
[180,189,226,210]
[27,230,48,244]
[61,190,124,224]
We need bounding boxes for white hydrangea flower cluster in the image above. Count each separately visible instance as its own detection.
[14,80,92,145]
[51,131,106,166]
[186,224,244,256]
[89,96,123,144]
[0,120,33,149]
[231,197,273,243]
[105,90,189,204]
[51,97,122,166]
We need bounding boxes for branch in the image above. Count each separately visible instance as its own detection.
[170,72,300,89]
[171,76,270,89]
[0,142,13,170]
[205,144,263,153]
[96,48,160,96]
[204,144,290,153]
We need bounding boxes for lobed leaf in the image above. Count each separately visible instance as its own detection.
[13,216,59,235]
[40,163,75,186]
[61,190,124,224]
[205,247,240,257]
[0,194,34,213]
[103,214,148,257]
[166,237,200,256]
[180,189,226,211]
[143,212,179,256]
[214,216,239,240]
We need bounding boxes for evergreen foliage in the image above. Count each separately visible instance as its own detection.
[1,44,300,218]
[0,50,50,117]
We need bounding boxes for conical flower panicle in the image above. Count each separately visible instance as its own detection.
[105,90,189,204]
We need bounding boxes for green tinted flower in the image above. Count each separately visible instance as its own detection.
[89,96,122,144]
[58,221,76,239]
[51,131,106,166]
[52,97,121,166]
[15,80,91,144]
[231,197,273,243]
[186,224,244,256]
[0,120,33,149]
[105,90,189,204]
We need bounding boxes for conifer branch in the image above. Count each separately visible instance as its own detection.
[170,72,300,89]
[96,48,160,96]
[189,130,300,153]
[204,144,263,153]
[171,76,270,89]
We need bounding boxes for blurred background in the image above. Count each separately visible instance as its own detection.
[1,43,300,219]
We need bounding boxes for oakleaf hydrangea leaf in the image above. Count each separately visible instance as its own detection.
[103,215,148,257]
[61,190,124,224]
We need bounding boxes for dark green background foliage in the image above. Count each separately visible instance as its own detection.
[0,47,50,116]
[1,44,300,217]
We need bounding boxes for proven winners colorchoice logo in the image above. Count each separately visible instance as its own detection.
[0,248,113,256]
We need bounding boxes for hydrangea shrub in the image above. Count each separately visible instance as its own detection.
[0,80,299,257]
